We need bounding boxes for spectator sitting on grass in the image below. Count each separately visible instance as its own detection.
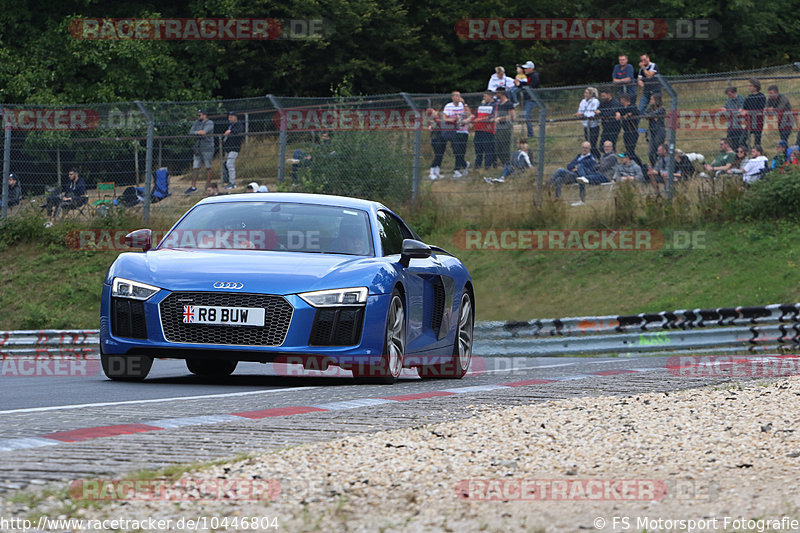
[598,140,618,180]
[771,140,789,169]
[673,149,695,181]
[742,145,768,184]
[613,152,644,182]
[548,140,608,206]
[247,182,269,193]
[484,137,532,184]
[702,138,735,178]
[727,145,749,176]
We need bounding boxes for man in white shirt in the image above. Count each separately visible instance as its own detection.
[442,91,472,178]
[742,145,768,184]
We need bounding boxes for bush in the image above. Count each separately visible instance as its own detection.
[296,131,411,204]
[741,167,800,220]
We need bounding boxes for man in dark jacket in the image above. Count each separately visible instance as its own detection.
[7,173,22,207]
[598,88,621,151]
[743,78,767,147]
[43,169,86,219]
[766,84,792,144]
[615,94,642,167]
[222,111,244,189]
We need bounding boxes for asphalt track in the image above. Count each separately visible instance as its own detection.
[0,354,778,491]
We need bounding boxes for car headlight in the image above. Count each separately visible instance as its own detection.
[298,287,368,307]
[112,277,160,300]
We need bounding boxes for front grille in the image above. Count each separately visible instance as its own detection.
[160,292,293,346]
[309,307,365,346]
[431,279,446,335]
[111,298,148,339]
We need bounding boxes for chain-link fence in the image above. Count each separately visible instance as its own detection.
[4,63,800,226]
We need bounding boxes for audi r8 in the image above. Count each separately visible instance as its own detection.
[100,193,475,383]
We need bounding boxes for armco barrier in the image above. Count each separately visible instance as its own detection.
[3,303,800,360]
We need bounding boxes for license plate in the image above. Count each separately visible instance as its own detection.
[182,305,265,326]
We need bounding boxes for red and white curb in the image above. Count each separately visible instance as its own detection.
[0,368,662,452]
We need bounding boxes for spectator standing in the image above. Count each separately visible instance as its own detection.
[722,87,747,151]
[598,88,621,151]
[43,169,86,219]
[7,173,22,207]
[612,54,636,105]
[637,54,660,114]
[427,105,446,180]
[493,87,515,169]
[188,109,214,194]
[519,61,540,138]
[616,94,642,167]
[645,94,666,166]
[442,91,472,178]
[576,87,600,159]
[742,79,766,147]
[647,143,669,187]
[222,112,244,190]
[742,145,768,184]
[473,91,497,170]
[766,85,793,144]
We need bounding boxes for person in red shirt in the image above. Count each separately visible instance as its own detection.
[473,90,497,170]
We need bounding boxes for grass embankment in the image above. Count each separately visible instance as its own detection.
[1,214,798,330]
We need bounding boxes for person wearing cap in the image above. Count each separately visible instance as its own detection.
[6,173,22,207]
[766,85,793,144]
[187,109,215,194]
[247,182,269,193]
[222,112,244,190]
[517,60,539,138]
[613,152,644,183]
[771,139,789,170]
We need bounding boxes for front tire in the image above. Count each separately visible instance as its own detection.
[186,359,238,377]
[101,353,153,381]
[419,290,473,379]
[353,289,405,384]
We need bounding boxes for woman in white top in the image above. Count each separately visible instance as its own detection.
[576,87,600,158]
[742,145,768,184]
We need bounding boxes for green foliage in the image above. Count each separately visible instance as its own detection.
[296,132,411,204]
[741,168,800,220]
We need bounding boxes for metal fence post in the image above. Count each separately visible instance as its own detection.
[267,94,286,184]
[1,112,9,220]
[657,74,678,200]
[400,92,420,201]
[524,87,547,207]
[135,101,154,224]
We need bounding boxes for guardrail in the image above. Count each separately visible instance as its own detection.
[3,303,800,359]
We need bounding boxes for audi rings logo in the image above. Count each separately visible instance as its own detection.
[213,281,244,290]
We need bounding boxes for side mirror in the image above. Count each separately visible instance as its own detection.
[125,229,152,252]
[400,239,431,267]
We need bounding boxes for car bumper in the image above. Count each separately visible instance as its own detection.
[99,285,394,367]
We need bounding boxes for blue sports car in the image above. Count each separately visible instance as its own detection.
[100,193,475,383]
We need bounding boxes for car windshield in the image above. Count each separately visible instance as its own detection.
[158,201,374,256]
